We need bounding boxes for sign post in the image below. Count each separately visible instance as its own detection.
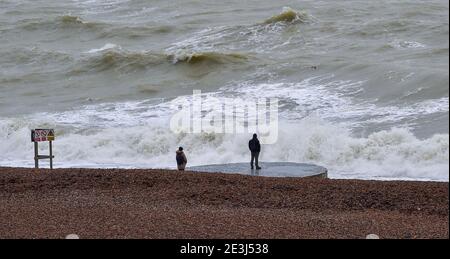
[31,129,55,169]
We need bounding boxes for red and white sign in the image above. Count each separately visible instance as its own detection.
[31,129,55,142]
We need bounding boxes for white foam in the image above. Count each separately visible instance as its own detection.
[391,40,426,49]
[225,77,449,127]
[0,113,448,181]
[0,76,448,181]
[85,43,120,54]
[164,9,305,56]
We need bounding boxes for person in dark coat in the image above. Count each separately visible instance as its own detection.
[176,147,187,171]
[248,134,261,170]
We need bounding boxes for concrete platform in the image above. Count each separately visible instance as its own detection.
[188,162,328,178]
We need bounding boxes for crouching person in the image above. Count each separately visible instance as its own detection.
[176,147,187,171]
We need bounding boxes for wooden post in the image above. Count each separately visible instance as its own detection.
[34,141,39,169]
[32,129,55,170]
[49,141,53,170]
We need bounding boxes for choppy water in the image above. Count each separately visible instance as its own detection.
[0,0,448,181]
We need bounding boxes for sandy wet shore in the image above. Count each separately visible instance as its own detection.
[0,167,448,239]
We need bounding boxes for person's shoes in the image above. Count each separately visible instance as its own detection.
[256,166,262,170]
[251,166,254,169]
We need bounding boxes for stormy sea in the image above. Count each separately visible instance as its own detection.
[0,0,448,181]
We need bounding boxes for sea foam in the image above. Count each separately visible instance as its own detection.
[0,92,448,181]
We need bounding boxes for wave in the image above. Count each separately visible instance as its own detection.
[73,50,167,74]
[85,43,120,54]
[71,44,249,74]
[60,15,84,24]
[0,114,447,182]
[56,15,104,29]
[264,7,309,24]
[0,80,447,182]
[165,7,309,56]
[18,14,173,39]
[168,52,248,65]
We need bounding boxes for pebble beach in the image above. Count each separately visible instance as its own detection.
[0,167,447,239]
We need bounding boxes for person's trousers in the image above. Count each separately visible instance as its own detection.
[177,163,186,171]
[250,152,260,168]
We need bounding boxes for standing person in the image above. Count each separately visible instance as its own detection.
[248,134,261,170]
[176,147,187,171]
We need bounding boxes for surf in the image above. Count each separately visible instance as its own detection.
[168,52,248,65]
[71,44,250,74]
[264,7,309,24]
[0,101,448,182]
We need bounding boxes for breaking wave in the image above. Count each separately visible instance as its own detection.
[168,52,248,64]
[59,15,85,25]
[0,75,448,182]
[72,49,167,74]
[264,7,309,24]
[71,44,249,74]
[165,7,310,56]
[0,114,447,182]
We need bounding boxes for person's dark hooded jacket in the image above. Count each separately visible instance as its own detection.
[248,135,261,153]
[176,149,187,170]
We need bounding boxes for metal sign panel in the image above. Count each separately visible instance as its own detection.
[31,129,55,142]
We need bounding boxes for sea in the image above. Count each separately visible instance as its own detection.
[0,0,448,181]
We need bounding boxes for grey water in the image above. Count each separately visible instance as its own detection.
[0,0,448,181]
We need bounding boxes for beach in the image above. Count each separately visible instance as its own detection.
[0,167,447,239]
[0,0,448,242]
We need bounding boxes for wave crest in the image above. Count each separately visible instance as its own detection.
[60,15,84,24]
[264,7,309,24]
[22,15,102,31]
[74,50,166,73]
[0,115,447,181]
[168,52,248,65]
[71,45,248,74]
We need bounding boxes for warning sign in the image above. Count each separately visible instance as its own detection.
[31,129,55,142]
